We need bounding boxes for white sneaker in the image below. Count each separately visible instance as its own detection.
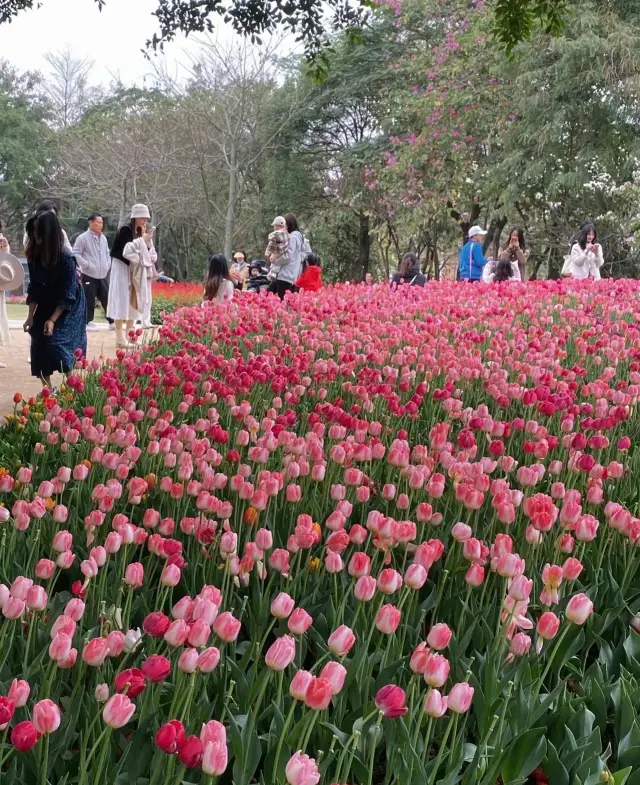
[142,321,153,329]
[108,323,116,331]
[87,322,98,331]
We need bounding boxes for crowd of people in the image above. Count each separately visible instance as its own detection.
[0,200,606,390]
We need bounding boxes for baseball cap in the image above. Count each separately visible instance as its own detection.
[468,225,487,238]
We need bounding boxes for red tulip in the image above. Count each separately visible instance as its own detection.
[141,655,171,683]
[155,720,185,754]
[114,668,146,698]
[11,721,40,752]
[178,735,203,768]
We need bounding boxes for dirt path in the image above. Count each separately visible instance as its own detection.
[0,327,119,417]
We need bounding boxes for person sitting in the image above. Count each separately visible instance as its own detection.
[391,253,427,287]
[482,258,520,283]
[295,253,323,292]
[458,226,489,281]
[247,260,270,293]
[230,251,250,290]
[203,254,235,304]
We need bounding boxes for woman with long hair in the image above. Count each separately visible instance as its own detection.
[391,252,427,287]
[566,223,604,280]
[497,227,528,280]
[107,204,155,347]
[23,210,87,387]
[203,254,234,304]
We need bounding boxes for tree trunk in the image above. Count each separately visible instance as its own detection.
[224,141,238,261]
[119,179,128,227]
[358,212,371,281]
[483,216,507,257]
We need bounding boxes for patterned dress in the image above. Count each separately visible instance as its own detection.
[27,250,87,378]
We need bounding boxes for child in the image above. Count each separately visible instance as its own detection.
[295,253,323,292]
[247,260,270,293]
[265,216,290,271]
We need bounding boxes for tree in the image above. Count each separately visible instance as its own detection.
[0,60,51,242]
[0,0,568,56]
[43,48,101,128]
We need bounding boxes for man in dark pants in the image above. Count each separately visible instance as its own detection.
[73,213,113,330]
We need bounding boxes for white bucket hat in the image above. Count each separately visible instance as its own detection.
[0,252,25,292]
[131,204,151,220]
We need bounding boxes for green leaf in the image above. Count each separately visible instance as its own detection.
[544,741,569,785]
[614,766,633,785]
[501,728,547,785]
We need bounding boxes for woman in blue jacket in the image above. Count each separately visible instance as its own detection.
[458,226,489,281]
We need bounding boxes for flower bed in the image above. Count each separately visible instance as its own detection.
[150,282,202,326]
[0,279,639,785]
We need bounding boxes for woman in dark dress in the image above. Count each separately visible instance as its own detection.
[23,211,87,387]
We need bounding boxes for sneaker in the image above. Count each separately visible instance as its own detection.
[142,321,153,329]
[108,323,116,331]
[87,322,98,331]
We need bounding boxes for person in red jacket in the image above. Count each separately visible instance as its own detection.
[295,253,323,292]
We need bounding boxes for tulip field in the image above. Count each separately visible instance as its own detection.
[2,279,640,785]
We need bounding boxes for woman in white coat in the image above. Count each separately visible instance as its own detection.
[566,223,604,280]
[107,204,155,347]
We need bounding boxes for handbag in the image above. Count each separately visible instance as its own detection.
[561,254,572,277]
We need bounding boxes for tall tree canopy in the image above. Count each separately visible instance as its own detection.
[0,0,567,55]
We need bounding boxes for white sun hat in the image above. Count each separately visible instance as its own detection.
[0,252,25,292]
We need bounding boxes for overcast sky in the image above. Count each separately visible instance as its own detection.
[0,0,230,85]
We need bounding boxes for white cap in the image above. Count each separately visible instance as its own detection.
[468,225,487,238]
[273,216,286,228]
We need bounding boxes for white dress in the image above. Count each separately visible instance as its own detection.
[107,239,155,321]
[0,242,11,348]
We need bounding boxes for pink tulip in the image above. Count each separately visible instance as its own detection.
[410,642,430,674]
[213,612,241,643]
[465,563,485,587]
[56,551,75,570]
[566,594,594,625]
[160,564,181,587]
[51,614,76,638]
[3,597,25,620]
[164,619,190,647]
[347,552,371,578]
[537,612,560,640]
[375,604,401,635]
[575,515,599,542]
[424,688,448,717]
[265,635,296,671]
[354,575,377,602]
[377,569,403,595]
[103,694,135,728]
[285,752,321,785]
[271,592,295,619]
[95,683,110,703]
[52,505,68,524]
[178,648,199,673]
[290,670,313,701]
[187,619,211,648]
[288,608,313,635]
[26,585,47,612]
[197,647,221,673]
[427,623,452,651]
[404,564,428,589]
[563,557,584,581]
[106,631,126,657]
[33,700,61,734]
[82,637,110,667]
[423,652,450,688]
[202,738,228,777]
[124,563,144,589]
[447,683,474,714]
[10,577,32,601]
[35,559,56,580]
[327,625,356,657]
[9,679,30,708]
[52,530,72,553]
[49,633,72,663]
[319,662,347,695]
[64,599,85,622]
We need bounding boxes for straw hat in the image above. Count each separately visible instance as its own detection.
[0,252,25,292]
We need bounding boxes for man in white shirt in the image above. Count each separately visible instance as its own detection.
[73,213,113,330]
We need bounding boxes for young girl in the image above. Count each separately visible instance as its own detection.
[203,254,235,304]
[295,253,323,292]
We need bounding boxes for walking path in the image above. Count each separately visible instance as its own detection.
[0,325,119,418]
